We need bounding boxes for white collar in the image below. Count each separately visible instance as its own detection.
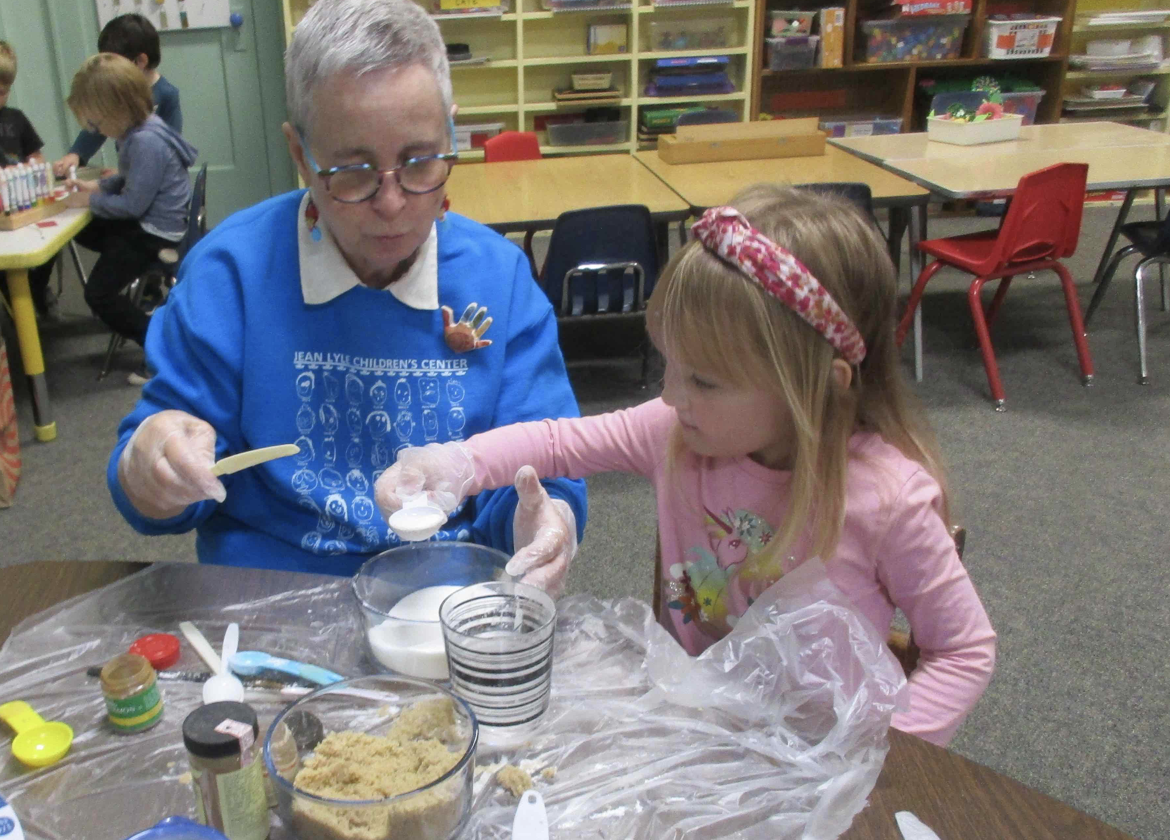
[297,191,439,309]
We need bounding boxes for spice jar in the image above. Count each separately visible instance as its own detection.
[100,653,163,734]
[183,701,270,840]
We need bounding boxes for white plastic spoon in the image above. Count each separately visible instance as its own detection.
[202,623,244,704]
[211,444,300,477]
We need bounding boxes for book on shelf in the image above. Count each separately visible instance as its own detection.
[554,87,623,102]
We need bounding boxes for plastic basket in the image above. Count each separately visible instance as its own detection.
[770,10,816,36]
[927,113,1023,145]
[767,36,819,71]
[983,16,1060,59]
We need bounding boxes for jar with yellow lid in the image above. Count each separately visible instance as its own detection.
[100,653,164,734]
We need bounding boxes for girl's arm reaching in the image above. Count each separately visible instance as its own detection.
[877,469,997,746]
[375,398,673,514]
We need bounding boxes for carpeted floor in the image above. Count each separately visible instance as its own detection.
[2,203,1167,839]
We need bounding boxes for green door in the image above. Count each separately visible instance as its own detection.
[0,0,294,226]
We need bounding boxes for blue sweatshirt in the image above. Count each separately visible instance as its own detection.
[91,114,198,241]
[69,75,181,163]
[107,192,587,575]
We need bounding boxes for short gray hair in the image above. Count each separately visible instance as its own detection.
[285,0,452,136]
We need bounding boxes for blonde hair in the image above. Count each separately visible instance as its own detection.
[647,184,949,564]
[0,42,16,87]
[67,53,153,132]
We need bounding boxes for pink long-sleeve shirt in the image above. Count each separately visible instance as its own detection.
[463,398,995,745]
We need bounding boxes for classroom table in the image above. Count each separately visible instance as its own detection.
[445,154,691,235]
[829,121,1170,380]
[0,208,91,442]
[633,146,934,379]
[0,560,1138,840]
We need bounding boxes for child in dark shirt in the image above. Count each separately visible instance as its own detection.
[0,41,54,317]
[53,14,182,178]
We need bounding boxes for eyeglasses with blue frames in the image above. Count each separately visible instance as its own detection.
[297,118,459,204]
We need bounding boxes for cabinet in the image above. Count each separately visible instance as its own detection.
[283,0,759,159]
[752,0,1079,133]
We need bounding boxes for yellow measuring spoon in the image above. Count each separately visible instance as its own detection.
[0,700,74,768]
[211,443,300,477]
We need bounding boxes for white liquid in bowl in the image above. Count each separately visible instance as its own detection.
[367,585,463,680]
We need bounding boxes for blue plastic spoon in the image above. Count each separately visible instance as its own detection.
[227,652,344,686]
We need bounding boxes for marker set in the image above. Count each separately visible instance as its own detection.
[0,163,57,216]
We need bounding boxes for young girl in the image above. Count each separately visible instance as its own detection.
[62,53,197,360]
[375,184,996,746]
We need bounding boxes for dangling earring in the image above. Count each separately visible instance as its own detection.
[306,197,323,242]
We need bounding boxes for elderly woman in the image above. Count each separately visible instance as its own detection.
[107,0,586,579]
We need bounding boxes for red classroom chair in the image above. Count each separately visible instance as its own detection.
[895,162,1094,411]
[483,131,543,276]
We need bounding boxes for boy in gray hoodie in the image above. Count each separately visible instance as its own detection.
[63,53,198,350]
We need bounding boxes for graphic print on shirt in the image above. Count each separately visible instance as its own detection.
[667,507,778,639]
[291,351,472,555]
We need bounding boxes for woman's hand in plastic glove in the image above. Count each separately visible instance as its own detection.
[508,466,578,599]
[374,442,476,517]
[117,410,226,520]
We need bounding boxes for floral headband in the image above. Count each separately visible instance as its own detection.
[691,206,867,366]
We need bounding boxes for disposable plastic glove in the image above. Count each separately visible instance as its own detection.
[374,442,477,517]
[117,410,226,520]
[507,466,578,599]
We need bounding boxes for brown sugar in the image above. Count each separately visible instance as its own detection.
[289,699,468,840]
[496,764,534,797]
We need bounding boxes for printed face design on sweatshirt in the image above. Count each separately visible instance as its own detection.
[290,350,473,555]
[667,507,784,639]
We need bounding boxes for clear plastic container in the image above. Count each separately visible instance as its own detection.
[453,121,504,151]
[647,19,732,51]
[769,10,816,36]
[767,36,820,70]
[546,119,629,145]
[818,115,903,138]
[861,15,969,63]
[998,90,1044,125]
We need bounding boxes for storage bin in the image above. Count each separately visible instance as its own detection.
[927,113,1023,145]
[572,71,613,91]
[770,10,816,36]
[767,36,819,70]
[453,121,504,151]
[818,115,903,138]
[546,119,629,145]
[983,16,1060,59]
[648,19,731,51]
[998,90,1043,125]
[862,15,968,63]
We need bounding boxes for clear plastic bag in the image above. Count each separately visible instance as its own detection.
[0,560,904,840]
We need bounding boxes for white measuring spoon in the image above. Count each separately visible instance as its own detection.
[202,623,244,704]
[211,444,300,477]
[388,492,448,541]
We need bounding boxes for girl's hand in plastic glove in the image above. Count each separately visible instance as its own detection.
[117,410,227,520]
[374,442,476,517]
[507,466,578,599]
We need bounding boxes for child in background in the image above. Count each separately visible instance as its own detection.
[61,54,197,361]
[0,41,55,317]
[53,13,181,179]
[375,185,996,746]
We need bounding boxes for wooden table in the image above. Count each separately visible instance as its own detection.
[446,154,691,235]
[0,560,1137,840]
[634,146,933,380]
[0,208,91,442]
